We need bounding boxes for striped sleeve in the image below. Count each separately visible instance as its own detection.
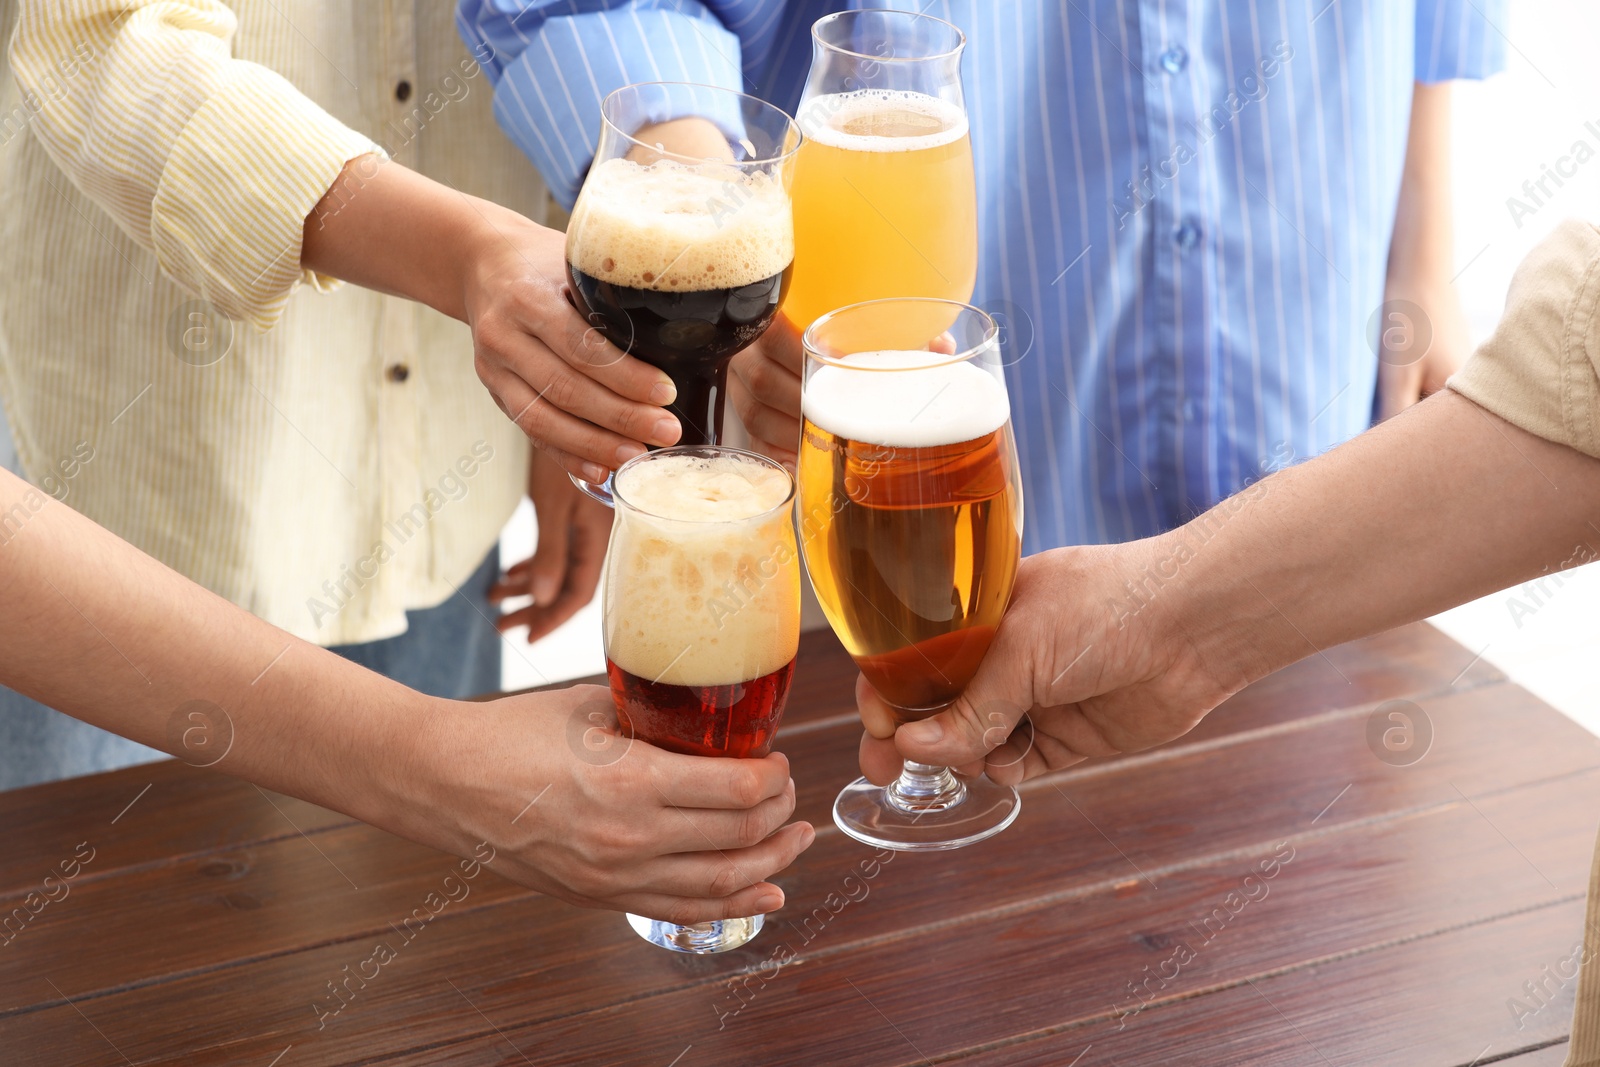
[1414,0,1509,83]
[9,1,382,329]
[456,0,747,209]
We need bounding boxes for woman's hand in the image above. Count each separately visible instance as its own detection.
[460,211,683,480]
[391,684,816,923]
[302,156,684,481]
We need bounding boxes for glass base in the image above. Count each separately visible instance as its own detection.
[833,762,1021,852]
[625,912,764,954]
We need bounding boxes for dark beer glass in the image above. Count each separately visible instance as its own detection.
[567,83,799,503]
[603,445,800,952]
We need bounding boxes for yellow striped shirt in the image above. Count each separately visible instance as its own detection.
[0,1,543,644]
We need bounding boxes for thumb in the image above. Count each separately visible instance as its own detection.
[894,648,1028,770]
[529,503,572,607]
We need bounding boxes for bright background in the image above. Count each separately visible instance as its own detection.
[499,0,1600,740]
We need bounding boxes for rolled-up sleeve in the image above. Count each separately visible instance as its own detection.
[1448,220,1600,459]
[10,1,382,329]
[457,0,748,209]
[1414,0,1508,83]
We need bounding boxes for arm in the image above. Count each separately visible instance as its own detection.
[299,155,679,481]
[9,0,373,328]
[1377,82,1471,419]
[0,466,811,920]
[859,392,1600,783]
[12,2,680,483]
[860,219,1600,783]
[456,0,748,209]
[1377,0,1511,418]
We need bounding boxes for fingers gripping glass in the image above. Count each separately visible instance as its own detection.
[603,445,801,952]
[565,82,800,505]
[797,298,1024,851]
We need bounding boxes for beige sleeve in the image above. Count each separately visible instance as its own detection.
[1447,219,1600,458]
[10,0,382,329]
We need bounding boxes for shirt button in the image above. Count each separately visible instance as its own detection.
[386,364,411,383]
[1182,399,1199,421]
[395,79,413,103]
[1160,46,1189,75]
[1173,223,1201,251]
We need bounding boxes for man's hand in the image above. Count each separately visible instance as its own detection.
[402,684,815,922]
[730,314,804,465]
[492,449,613,644]
[857,543,1247,787]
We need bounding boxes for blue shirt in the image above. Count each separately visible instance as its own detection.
[459,0,1506,551]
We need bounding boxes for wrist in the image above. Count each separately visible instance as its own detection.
[1141,518,1285,701]
[456,199,550,326]
[338,685,455,841]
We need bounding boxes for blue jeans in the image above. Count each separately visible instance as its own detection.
[329,548,503,699]
[0,549,504,791]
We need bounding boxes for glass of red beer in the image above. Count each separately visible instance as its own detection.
[603,444,801,953]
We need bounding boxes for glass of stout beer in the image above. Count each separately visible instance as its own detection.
[603,445,801,953]
[797,298,1024,851]
[566,82,798,503]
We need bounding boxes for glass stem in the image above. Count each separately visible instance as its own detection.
[885,761,968,815]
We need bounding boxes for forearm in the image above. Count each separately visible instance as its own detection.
[301,155,541,323]
[1388,82,1455,287]
[0,468,428,822]
[1164,391,1600,687]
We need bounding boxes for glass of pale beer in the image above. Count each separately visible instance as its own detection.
[784,10,975,337]
[567,82,798,503]
[603,445,801,952]
[798,298,1023,851]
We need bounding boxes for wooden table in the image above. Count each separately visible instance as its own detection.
[1,623,1596,1066]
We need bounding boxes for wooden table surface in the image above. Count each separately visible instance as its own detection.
[1,623,1596,1066]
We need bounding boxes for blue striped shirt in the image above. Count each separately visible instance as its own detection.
[459,0,1506,550]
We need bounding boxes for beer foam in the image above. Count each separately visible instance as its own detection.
[606,453,800,687]
[615,452,792,522]
[803,352,1010,447]
[797,89,968,153]
[567,158,794,291]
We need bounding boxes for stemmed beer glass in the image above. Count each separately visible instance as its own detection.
[797,298,1024,851]
[565,82,798,502]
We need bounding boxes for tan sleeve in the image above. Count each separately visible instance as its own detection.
[10,0,383,330]
[1447,219,1600,458]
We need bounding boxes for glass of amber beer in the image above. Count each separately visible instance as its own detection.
[798,298,1023,851]
[603,445,801,952]
[785,10,975,337]
[567,83,798,503]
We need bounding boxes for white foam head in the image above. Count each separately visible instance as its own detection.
[797,89,968,153]
[605,452,799,686]
[567,158,794,291]
[802,351,1010,447]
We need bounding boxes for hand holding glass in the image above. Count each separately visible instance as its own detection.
[797,298,1024,851]
[603,445,802,951]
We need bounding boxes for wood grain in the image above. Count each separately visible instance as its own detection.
[0,623,1582,1067]
[950,899,1587,1066]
